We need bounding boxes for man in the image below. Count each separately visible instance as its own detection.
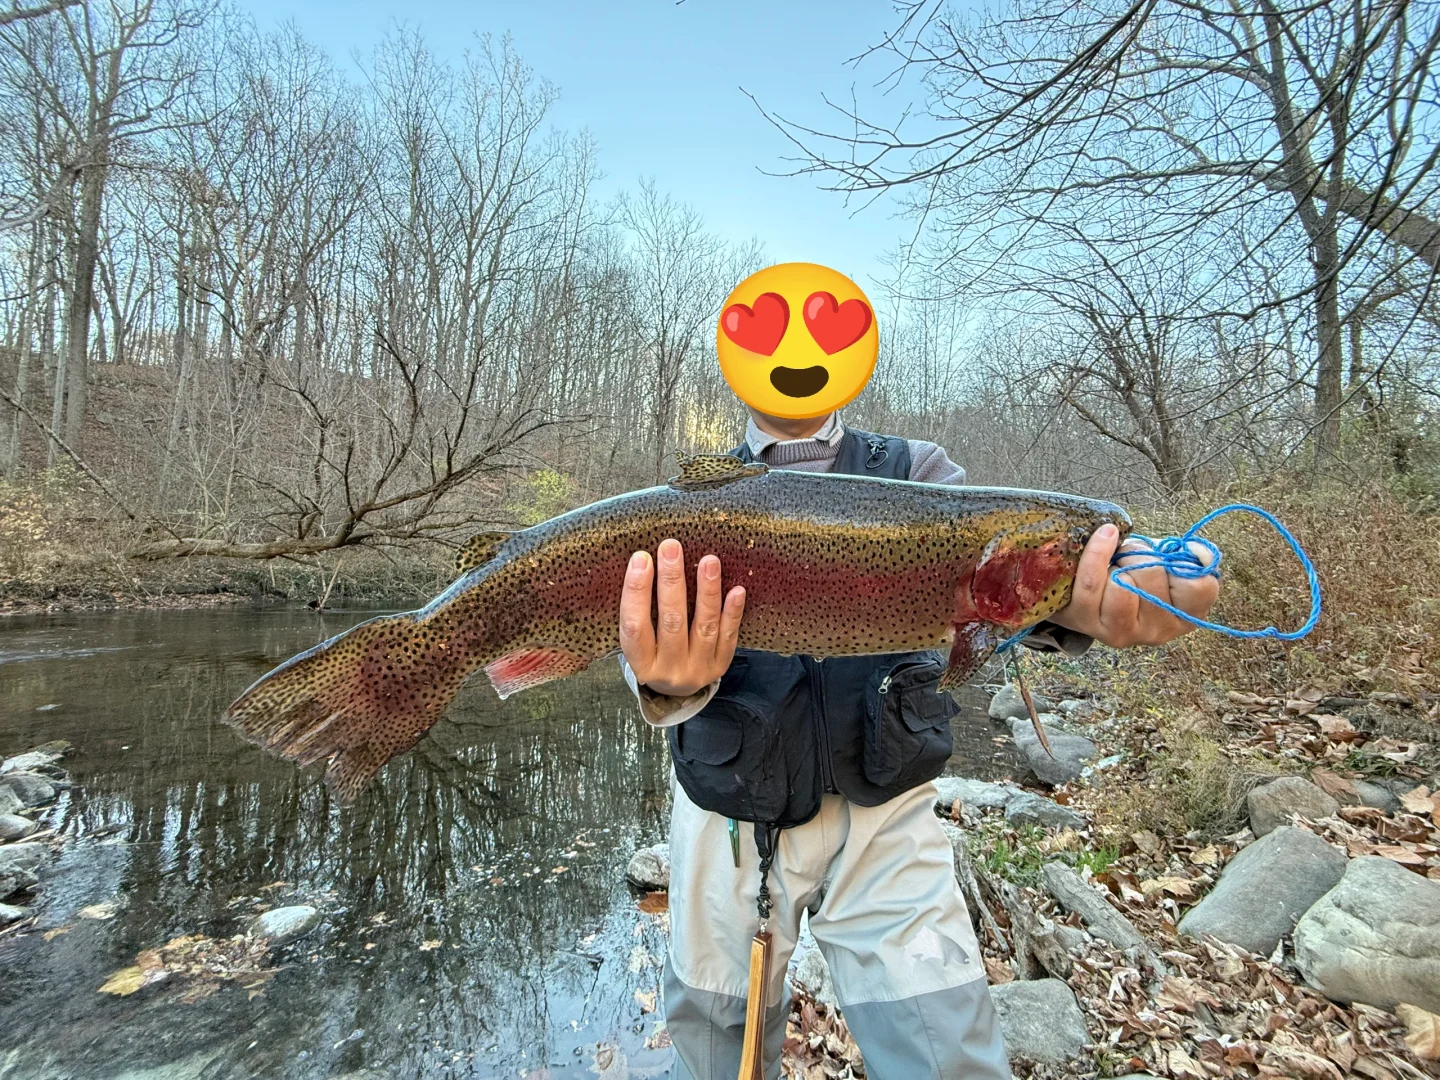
[619,410,1219,1079]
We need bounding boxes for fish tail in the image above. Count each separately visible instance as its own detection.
[222,610,484,805]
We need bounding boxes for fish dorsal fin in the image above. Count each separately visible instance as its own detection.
[455,530,512,575]
[667,454,768,491]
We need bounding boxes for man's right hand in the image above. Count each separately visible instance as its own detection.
[619,538,745,698]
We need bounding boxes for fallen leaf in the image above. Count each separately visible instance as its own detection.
[78,902,118,920]
[1141,876,1197,900]
[42,925,71,941]
[1312,768,1360,802]
[1374,845,1427,866]
[1396,1003,1440,1060]
[1400,786,1436,816]
[637,891,668,914]
[1188,845,1219,867]
[983,956,1014,984]
[1167,1046,1206,1079]
[417,939,442,952]
[1131,830,1162,856]
[634,987,657,1014]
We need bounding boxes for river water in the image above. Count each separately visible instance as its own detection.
[0,608,1016,1080]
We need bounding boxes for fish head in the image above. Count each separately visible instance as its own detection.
[968,496,1132,629]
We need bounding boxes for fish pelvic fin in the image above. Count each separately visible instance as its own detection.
[938,622,1000,694]
[222,612,480,805]
[667,453,768,491]
[455,530,513,576]
[484,646,591,698]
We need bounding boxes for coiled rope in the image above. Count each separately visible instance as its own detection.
[998,502,1322,653]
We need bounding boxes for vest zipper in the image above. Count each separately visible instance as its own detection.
[809,658,835,793]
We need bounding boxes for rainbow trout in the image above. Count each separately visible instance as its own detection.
[223,455,1130,802]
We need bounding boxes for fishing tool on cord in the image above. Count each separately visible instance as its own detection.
[998,502,1323,759]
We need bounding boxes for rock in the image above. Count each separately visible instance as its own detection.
[1009,717,1097,787]
[249,905,322,947]
[1352,779,1401,814]
[0,902,26,924]
[990,978,1089,1065]
[1058,699,1095,721]
[625,843,670,890]
[1055,925,1090,954]
[1293,855,1440,1014]
[0,787,22,818]
[0,771,56,808]
[1,742,69,773]
[989,684,1054,721]
[940,821,990,936]
[1041,862,1145,952]
[0,842,48,871]
[1177,826,1346,956]
[934,777,1020,813]
[0,814,36,841]
[1005,792,1085,831]
[0,865,37,901]
[1246,775,1339,837]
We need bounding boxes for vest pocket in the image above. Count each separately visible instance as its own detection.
[669,692,794,823]
[862,656,959,788]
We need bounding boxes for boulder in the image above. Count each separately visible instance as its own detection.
[1293,855,1440,1014]
[0,865,37,901]
[0,902,26,924]
[625,843,670,891]
[1010,717,1097,788]
[1177,826,1346,956]
[1041,862,1146,952]
[1246,776,1338,837]
[989,684,1054,721]
[249,905,322,947]
[0,842,48,871]
[1352,779,1401,814]
[934,777,1021,814]
[1005,792,1085,832]
[1,742,69,773]
[1058,699,1095,722]
[0,814,36,841]
[990,978,1089,1065]
[0,787,22,818]
[0,771,55,808]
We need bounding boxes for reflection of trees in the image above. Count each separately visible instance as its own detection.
[0,610,673,1077]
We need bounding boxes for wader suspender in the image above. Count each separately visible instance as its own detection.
[738,823,780,1080]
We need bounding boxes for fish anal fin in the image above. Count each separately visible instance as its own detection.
[456,530,513,575]
[667,454,768,491]
[938,622,1000,693]
[485,647,590,699]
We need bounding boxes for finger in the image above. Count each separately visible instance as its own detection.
[1066,524,1121,634]
[618,550,656,673]
[654,538,690,668]
[691,554,724,660]
[714,585,746,671]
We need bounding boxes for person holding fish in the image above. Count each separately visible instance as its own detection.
[617,264,1221,1080]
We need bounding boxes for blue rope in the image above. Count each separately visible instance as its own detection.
[996,502,1322,654]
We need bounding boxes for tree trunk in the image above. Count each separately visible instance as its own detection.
[63,153,106,451]
[1312,226,1344,470]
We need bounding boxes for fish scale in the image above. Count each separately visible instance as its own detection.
[223,456,1130,803]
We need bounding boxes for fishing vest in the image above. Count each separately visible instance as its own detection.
[666,427,961,830]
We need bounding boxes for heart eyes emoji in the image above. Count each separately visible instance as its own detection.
[721,291,873,356]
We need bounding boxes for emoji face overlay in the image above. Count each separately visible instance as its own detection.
[717,262,879,420]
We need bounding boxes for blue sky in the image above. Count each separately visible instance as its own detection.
[236,0,938,290]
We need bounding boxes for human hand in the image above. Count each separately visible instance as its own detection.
[1049,524,1220,648]
[619,538,746,697]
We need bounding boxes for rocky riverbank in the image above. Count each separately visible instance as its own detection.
[625,680,1440,1079]
[0,741,72,926]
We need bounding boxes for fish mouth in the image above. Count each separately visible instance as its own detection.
[770,365,830,398]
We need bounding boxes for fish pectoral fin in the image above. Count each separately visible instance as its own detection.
[938,622,1000,694]
[667,453,768,491]
[455,530,513,575]
[484,647,590,699]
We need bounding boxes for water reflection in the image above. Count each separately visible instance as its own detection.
[0,608,1012,1080]
[0,608,672,1079]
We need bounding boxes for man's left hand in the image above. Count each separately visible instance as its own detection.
[1049,523,1220,648]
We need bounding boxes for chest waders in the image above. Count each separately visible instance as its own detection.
[673,431,960,1076]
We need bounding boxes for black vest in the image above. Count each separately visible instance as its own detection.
[666,427,960,829]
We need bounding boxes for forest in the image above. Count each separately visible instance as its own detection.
[1,0,1436,606]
